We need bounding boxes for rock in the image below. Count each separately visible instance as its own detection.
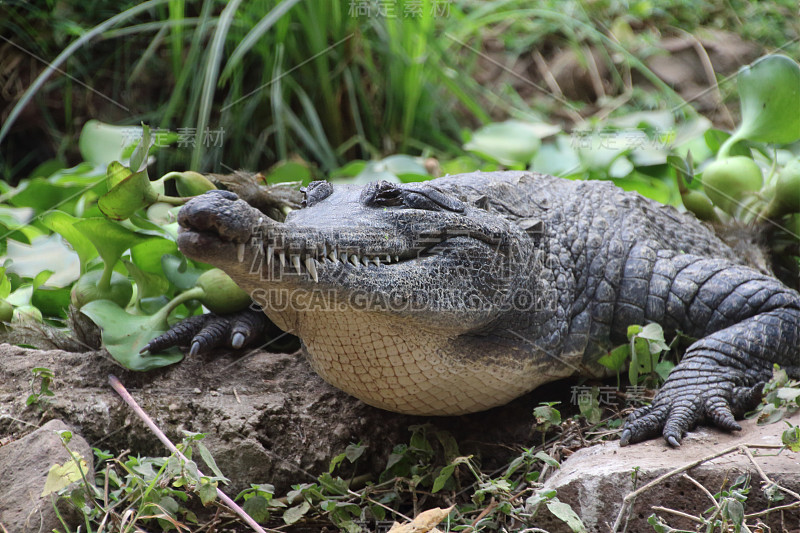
[0,419,93,533]
[539,412,800,532]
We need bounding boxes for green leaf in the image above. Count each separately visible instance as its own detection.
[330,160,367,180]
[722,498,744,527]
[627,324,643,338]
[106,161,132,189]
[736,55,800,145]
[283,501,310,525]
[266,161,313,184]
[318,472,348,495]
[435,430,460,461]
[776,387,800,402]
[8,177,93,213]
[647,513,674,533]
[198,480,218,505]
[242,495,271,523]
[98,168,160,221]
[465,120,544,166]
[129,123,153,173]
[654,360,675,382]
[328,452,346,473]
[628,340,640,386]
[122,259,169,304]
[432,464,455,493]
[534,451,560,467]
[74,218,148,273]
[781,424,800,452]
[546,500,587,533]
[533,404,561,426]
[79,120,140,167]
[41,211,98,275]
[632,338,653,373]
[162,254,203,290]
[532,136,581,176]
[598,344,630,371]
[638,323,664,341]
[41,456,88,496]
[80,300,183,371]
[344,443,365,463]
[196,441,228,482]
[33,270,53,289]
[31,286,71,318]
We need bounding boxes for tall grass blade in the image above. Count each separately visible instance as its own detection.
[220,0,302,83]
[191,0,244,169]
[0,0,170,145]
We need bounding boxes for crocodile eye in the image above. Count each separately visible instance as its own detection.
[402,192,439,210]
[402,185,465,213]
[301,180,333,208]
[361,181,465,213]
[361,180,403,207]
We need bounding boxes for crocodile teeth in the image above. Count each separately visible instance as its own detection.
[322,244,328,258]
[341,252,348,263]
[237,243,245,263]
[385,255,392,263]
[329,251,338,263]
[279,252,286,267]
[395,255,399,262]
[350,254,360,267]
[291,255,302,275]
[372,257,381,267]
[266,245,274,267]
[361,256,370,267]
[305,257,318,282]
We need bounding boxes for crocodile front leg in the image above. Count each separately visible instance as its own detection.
[142,308,274,356]
[614,244,800,446]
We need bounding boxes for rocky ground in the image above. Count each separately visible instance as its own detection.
[2,342,798,532]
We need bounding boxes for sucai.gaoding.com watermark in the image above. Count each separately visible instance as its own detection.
[348,0,454,18]
[247,285,557,315]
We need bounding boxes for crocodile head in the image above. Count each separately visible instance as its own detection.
[177,175,557,415]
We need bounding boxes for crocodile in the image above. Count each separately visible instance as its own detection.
[146,171,800,447]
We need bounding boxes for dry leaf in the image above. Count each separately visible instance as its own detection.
[387,506,454,533]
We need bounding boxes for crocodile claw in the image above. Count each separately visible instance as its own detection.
[142,308,273,356]
[619,366,765,447]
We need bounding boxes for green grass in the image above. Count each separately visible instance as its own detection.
[2,0,797,181]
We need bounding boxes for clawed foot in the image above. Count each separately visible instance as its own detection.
[619,367,764,447]
[142,308,274,356]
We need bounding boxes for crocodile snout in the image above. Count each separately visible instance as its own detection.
[178,190,265,244]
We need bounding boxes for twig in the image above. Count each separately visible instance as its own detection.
[531,51,564,99]
[678,28,736,130]
[681,473,720,509]
[108,375,273,533]
[740,444,800,500]
[470,497,497,529]
[610,443,782,532]
[745,500,800,518]
[347,489,413,523]
[650,506,705,524]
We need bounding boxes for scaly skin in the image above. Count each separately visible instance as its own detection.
[147,172,800,446]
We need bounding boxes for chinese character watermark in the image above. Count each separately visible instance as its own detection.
[120,126,225,149]
[348,0,453,18]
[569,129,675,151]
[570,385,648,407]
